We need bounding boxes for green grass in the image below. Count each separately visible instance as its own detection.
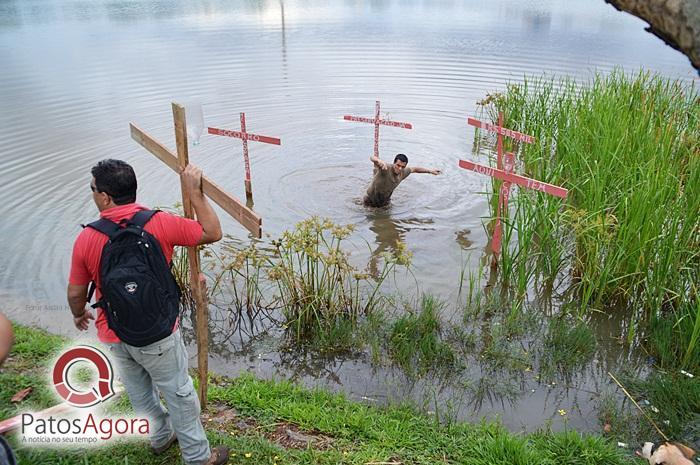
[539,317,596,380]
[388,295,455,376]
[0,325,66,420]
[623,372,700,443]
[2,324,641,465]
[482,70,699,372]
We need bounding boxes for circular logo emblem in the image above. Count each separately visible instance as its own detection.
[52,346,115,408]
[125,282,138,294]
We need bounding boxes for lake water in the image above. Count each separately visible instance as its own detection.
[0,0,696,432]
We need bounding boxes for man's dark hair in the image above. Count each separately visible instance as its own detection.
[394,153,408,164]
[91,159,137,205]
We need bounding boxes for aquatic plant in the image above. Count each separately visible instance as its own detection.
[269,217,410,343]
[388,294,455,376]
[539,317,596,380]
[483,70,699,370]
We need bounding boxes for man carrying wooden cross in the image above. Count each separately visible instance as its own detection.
[363,153,442,207]
[67,159,230,465]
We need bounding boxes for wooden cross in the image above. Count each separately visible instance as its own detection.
[208,113,281,203]
[130,103,263,407]
[459,154,568,257]
[344,100,412,158]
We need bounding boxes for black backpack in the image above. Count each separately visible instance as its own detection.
[85,210,181,347]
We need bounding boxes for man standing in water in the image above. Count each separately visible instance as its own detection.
[364,153,441,207]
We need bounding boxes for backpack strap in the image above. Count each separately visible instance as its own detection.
[128,209,160,229]
[83,218,122,240]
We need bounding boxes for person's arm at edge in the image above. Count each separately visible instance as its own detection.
[0,313,14,365]
[181,164,223,245]
[411,166,441,175]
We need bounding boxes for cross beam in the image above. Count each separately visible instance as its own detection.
[458,159,568,199]
[458,155,568,257]
[208,112,281,202]
[468,114,535,171]
[344,100,412,158]
[130,124,263,238]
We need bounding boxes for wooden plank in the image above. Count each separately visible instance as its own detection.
[467,117,535,144]
[343,115,413,129]
[0,385,124,434]
[379,120,412,129]
[130,123,263,237]
[458,158,568,199]
[172,103,209,408]
[208,127,281,146]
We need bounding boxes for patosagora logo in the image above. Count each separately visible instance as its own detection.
[52,346,115,407]
[19,345,149,447]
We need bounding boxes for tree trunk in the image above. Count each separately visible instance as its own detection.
[605,0,700,74]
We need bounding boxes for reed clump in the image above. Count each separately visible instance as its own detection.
[389,295,455,376]
[485,70,699,370]
[270,217,410,343]
[191,217,411,346]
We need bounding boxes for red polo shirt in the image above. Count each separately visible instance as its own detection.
[69,203,203,343]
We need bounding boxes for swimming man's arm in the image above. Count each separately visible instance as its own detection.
[411,166,442,175]
[370,155,388,170]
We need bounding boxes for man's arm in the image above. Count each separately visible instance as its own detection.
[0,313,14,365]
[410,166,441,175]
[370,155,388,170]
[180,164,223,245]
[67,283,94,331]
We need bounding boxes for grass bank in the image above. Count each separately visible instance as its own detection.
[1,324,642,465]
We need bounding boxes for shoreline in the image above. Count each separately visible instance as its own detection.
[1,323,644,465]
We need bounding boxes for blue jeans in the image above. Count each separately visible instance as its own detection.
[108,329,210,465]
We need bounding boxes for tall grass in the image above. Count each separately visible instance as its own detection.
[181,217,411,346]
[484,70,699,370]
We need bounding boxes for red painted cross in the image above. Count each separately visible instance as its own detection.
[459,155,568,257]
[208,112,281,201]
[344,100,412,158]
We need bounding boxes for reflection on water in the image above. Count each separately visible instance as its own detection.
[0,0,694,433]
[367,211,434,277]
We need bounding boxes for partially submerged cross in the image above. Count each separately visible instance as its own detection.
[208,112,281,203]
[344,100,412,158]
[130,103,263,407]
[461,114,567,260]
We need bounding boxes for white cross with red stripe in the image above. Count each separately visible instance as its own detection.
[208,112,281,202]
[461,113,567,259]
[344,100,412,158]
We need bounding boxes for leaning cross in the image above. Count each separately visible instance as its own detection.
[130,103,263,407]
[464,114,545,259]
[208,112,281,203]
[344,100,412,158]
[459,154,568,258]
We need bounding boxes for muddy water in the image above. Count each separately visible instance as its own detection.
[0,0,695,432]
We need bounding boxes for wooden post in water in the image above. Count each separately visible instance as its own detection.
[172,103,210,407]
[466,115,537,261]
[130,103,263,407]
